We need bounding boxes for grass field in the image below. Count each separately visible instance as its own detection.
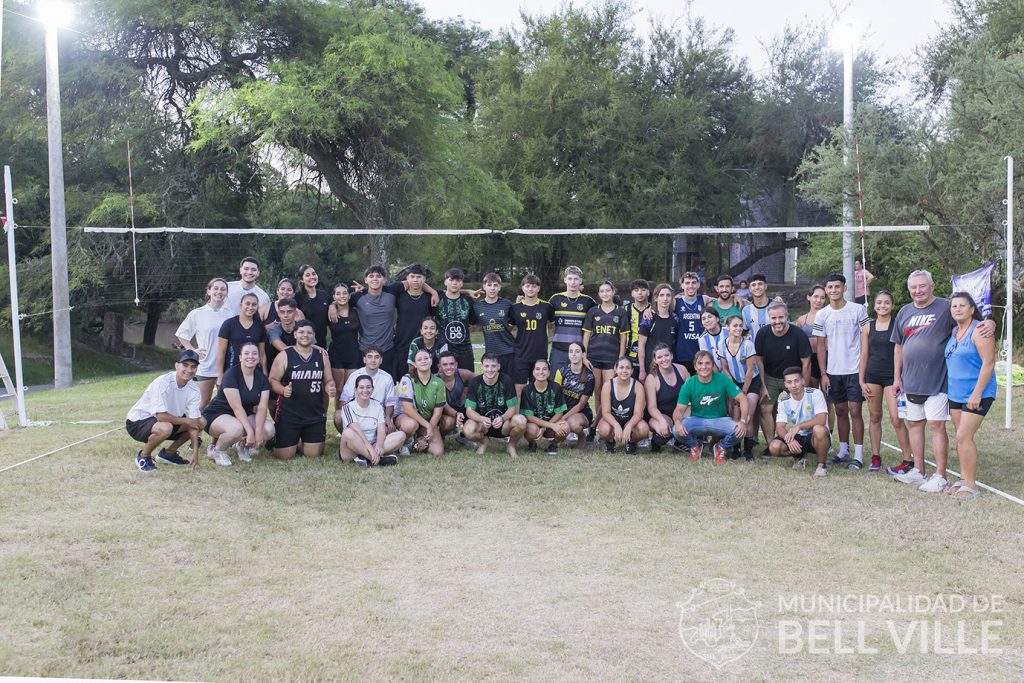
[1,374,1023,681]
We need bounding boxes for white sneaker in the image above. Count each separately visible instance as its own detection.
[814,464,827,478]
[895,467,926,485]
[918,473,949,493]
[206,443,216,460]
[399,441,411,457]
[638,438,651,448]
[233,443,253,462]
[211,448,233,467]
[566,432,579,442]
[792,457,806,470]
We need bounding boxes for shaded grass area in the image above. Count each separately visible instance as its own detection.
[0,377,1022,680]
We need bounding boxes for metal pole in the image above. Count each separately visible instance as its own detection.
[1006,156,1014,430]
[45,21,73,388]
[841,38,855,301]
[4,166,27,426]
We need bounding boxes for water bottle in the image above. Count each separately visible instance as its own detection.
[896,391,907,419]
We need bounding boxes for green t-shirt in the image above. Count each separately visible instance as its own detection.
[397,373,447,419]
[676,372,740,419]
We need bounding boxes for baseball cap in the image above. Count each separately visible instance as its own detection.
[177,349,201,365]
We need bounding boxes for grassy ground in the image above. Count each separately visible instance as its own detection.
[1,375,1022,681]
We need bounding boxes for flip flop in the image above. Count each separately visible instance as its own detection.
[951,484,980,499]
[944,481,964,496]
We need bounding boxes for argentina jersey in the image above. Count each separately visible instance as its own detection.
[674,296,705,363]
[742,303,770,338]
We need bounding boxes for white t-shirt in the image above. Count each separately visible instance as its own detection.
[340,367,398,411]
[776,387,829,435]
[340,399,386,443]
[225,281,271,314]
[174,304,234,377]
[812,301,868,375]
[127,371,202,422]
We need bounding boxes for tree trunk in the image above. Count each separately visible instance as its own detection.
[368,234,391,270]
[143,300,164,346]
[102,312,125,355]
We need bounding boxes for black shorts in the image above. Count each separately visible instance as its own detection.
[590,357,617,371]
[948,397,995,416]
[486,425,507,439]
[809,354,822,380]
[774,431,829,455]
[125,417,185,443]
[494,353,515,376]
[328,345,361,370]
[863,372,894,388]
[827,373,864,403]
[275,418,327,448]
[453,349,475,373]
[512,358,537,385]
[733,374,763,396]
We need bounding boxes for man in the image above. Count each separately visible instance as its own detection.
[125,350,206,471]
[709,274,746,321]
[672,271,713,374]
[434,268,478,372]
[474,272,517,374]
[387,263,439,380]
[269,320,333,459]
[891,269,994,490]
[814,273,869,468]
[548,265,596,373]
[624,279,650,377]
[336,345,399,433]
[265,297,299,370]
[853,258,874,305]
[464,353,527,457]
[754,301,812,455]
[672,350,749,464]
[510,274,554,394]
[741,274,771,339]
[769,366,831,478]
[351,265,400,375]
[225,256,271,313]
[436,352,469,440]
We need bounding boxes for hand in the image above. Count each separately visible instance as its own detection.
[368,448,381,465]
[281,383,293,398]
[860,382,873,398]
[351,281,365,293]
[967,392,981,411]
[328,304,340,324]
[471,289,483,299]
[482,417,493,429]
[733,421,747,438]
[187,417,204,431]
[820,376,831,393]
[491,415,502,429]
[892,378,903,396]
[374,444,384,461]
[456,413,465,427]
[326,381,337,399]
[674,422,687,438]
[430,292,439,307]
[786,426,798,441]
[642,307,654,320]
[255,428,265,446]
[583,357,594,370]
[197,348,208,360]
[244,428,257,448]
[621,424,633,444]
[191,452,200,470]
[977,319,996,338]
[787,438,802,455]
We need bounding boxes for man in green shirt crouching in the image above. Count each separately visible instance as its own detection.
[672,350,749,464]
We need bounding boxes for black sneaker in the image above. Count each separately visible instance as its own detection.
[546,442,558,456]
[353,456,369,467]
[527,442,537,453]
[154,448,190,466]
[650,442,662,453]
[379,454,399,466]
[585,429,596,443]
[847,459,863,471]
[135,451,157,472]
[728,448,742,461]
[671,439,688,453]
[604,440,616,454]
[828,453,851,465]
[624,442,637,454]
[759,447,773,459]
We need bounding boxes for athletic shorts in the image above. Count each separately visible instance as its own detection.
[864,372,894,388]
[549,348,570,376]
[905,393,949,421]
[453,349,475,373]
[733,374,763,396]
[195,375,217,382]
[486,425,507,439]
[512,357,539,385]
[328,346,361,370]
[125,417,185,443]
[762,375,787,405]
[275,418,327,448]
[948,397,994,417]
[494,353,515,376]
[827,373,863,404]
[774,431,829,455]
[590,357,617,371]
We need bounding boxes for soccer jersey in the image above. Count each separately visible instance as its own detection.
[625,303,650,362]
[711,299,743,322]
[582,305,627,364]
[510,300,553,362]
[407,336,449,373]
[742,302,771,338]
[397,373,447,419]
[639,313,679,360]
[676,372,740,419]
[466,374,518,419]
[698,329,727,370]
[520,382,568,421]
[549,292,596,351]
[674,296,706,363]
[474,298,516,357]
[777,388,828,435]
[434,294,477,357]
[554,366,595,412]
[718,338,759,383]
[217,316,269,370]
[813,301,869,375]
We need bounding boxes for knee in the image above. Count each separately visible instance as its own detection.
[511,415,527,430]
[151,422,173,439]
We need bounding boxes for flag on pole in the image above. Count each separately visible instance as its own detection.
[951,260,998,317]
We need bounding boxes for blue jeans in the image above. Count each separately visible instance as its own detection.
[673,416,741,450]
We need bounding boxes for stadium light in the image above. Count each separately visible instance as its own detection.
[40,0,74,388]
[833,20,856,302]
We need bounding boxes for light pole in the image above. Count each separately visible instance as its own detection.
[39,0,73,388]
[833,21,856,301]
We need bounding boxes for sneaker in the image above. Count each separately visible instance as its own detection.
[713,443,728,464]
[566,432,579,442]
[135,451,157,472]
[792,457,806,470]
[827,453,851,465]
[379,454,399,467]
[206,443,216,460]
[650,442,662,453]
[585,429,596,443]
[687,443,702,461]
[895,467,927,485]
[886,460,913,476]
[546,441,558,456]
[671,439,688,453]
[353,455,369,467]
[637,438,651,448]
[604,440,616,454]
[847,459,863,471]
[455,433,477,449]
[868,455,882,472]
[759,447,773,459]
[527,441,538,453]
[154,448,189,466]
[625,442,637,454]
[399,445,411,456]
[233,443,253,463]
[211,448,233,467]
[814,464,828,478]
[918,473,949,493]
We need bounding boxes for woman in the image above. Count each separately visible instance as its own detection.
[216,292,268,386]
[858,290,912,472]
[395,349,447,456]
[327,283,361,390]
[736,280,751,300]
[295,264,331,346]
[407,317,446,375]
[645,343,687,452]
[259,277,306,329]
[795,285,827,388]
[553,341,595,445]
[175,277,233,409]
[719,314,763,459]
[201,342,275,466]
[521,359,571,455]
[582,281,627,427]
[599,356,649,453]
[339,374,406,466]
[943,292,997,499]
[697,308,726,371]
[637,283,680,382]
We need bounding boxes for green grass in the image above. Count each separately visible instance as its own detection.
[0,376,1022,680]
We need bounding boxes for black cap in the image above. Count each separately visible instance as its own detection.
[177,349,201,365]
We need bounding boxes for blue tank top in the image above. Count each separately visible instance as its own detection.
[674,297,705,362]
[944,321,996,403]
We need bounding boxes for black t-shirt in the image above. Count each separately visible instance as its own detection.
[434,293,478,354]
[388,282,433,351]
[296,288,331,346]
[582,306,627,363]
[639,313,679,357]
[510,300,553,361]
[754,324,812,379]
[204,365,270,419]
[466,374,518,419]
[218,316,269,370]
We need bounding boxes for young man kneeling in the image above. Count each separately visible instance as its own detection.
[769,366,831,478]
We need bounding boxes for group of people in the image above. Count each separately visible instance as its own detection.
[125,257,998,498]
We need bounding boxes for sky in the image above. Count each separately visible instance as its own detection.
[417,0,955,82]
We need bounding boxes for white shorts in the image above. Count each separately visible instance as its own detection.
[905,393,949,422]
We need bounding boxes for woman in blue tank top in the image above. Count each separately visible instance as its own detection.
[943,292,997,499]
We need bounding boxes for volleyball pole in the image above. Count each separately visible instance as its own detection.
[1006,156,1015,430]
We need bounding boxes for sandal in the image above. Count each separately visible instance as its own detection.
[951,484,980,499]
[944,481,964,496]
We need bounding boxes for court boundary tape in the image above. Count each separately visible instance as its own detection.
[880,440,1024,506]
[0,427,122,474]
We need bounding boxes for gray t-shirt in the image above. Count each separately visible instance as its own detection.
[354,291,397,352]
[890,297,951,395]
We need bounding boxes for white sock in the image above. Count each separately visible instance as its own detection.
[838,442,850,457]
[854,444,864,462]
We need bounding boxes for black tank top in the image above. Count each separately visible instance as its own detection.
[277,346,326,423]
[866,319,895,381]
[445,372,465,411]
[264,302,281,328]
[654,367,683,416]
[608,378,637,425]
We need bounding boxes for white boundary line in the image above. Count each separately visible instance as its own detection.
[880,439,1024,506]
[0,427,121,474]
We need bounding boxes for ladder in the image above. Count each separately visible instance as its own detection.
[0,351,21,429]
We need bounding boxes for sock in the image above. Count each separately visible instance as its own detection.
[838,442,850,457]
[854,444,864,462]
